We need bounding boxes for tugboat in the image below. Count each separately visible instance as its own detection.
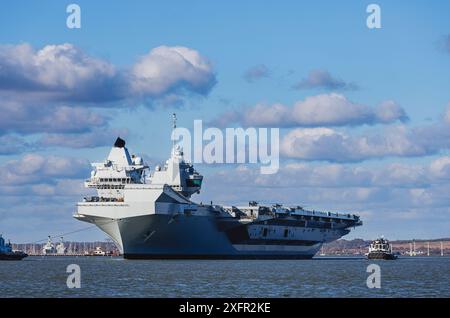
[367,237,397,260]
[0,234,28,260]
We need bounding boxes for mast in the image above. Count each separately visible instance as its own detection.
[172,113,177,154]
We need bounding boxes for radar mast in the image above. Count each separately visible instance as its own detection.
[172,113,177,155]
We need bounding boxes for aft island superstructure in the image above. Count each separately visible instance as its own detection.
[74,131,362,259]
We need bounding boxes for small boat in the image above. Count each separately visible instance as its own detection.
[92,246,106,256]
[0,234,28,260]
[366,237,397,260]
[42,236,57,255]
[86,246,107,256]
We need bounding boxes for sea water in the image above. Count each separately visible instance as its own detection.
[0,256,448,297]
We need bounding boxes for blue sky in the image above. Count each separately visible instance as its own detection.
[1,1,450,242]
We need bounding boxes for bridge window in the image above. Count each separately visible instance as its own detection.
[284,229,289,237]
[263,228,268,237]
[186,179,202,187]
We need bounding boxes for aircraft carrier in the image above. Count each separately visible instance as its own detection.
[74,122,362,259]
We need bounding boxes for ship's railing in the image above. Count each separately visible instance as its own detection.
[215,204,359,222]
[291,210,359,220]
[277,207,359,220]
[83,196,124,203]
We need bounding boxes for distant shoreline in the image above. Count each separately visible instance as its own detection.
[9,238,450,257]
[322,238,450,256]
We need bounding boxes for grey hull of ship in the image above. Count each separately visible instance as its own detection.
[95,214,325,259]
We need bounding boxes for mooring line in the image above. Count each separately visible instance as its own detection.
[29,219,118,244]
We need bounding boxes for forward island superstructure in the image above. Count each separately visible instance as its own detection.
[74,124,362,259]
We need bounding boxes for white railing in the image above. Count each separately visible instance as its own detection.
[225,204,359,221]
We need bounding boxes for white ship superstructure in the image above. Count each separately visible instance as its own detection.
[56,237,67,255]
[367,237,397,260]
[74,122,362,259]
[42,236,57,255]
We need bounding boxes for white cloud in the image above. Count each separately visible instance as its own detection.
[0,154,90,187]
[243,64,270,83]
[243,103,290,126]
[0,43,217,103]
[30,179,87,197]
[207,159,445,190]
[0,43,217,153]
[429,156,450,179]
[372,163,427,187]
[131,45,216,96]
[215,93,408,128]
[0,101,108,135]
[280,120,450,162]
[0,135,31,155]
[375,100,408,123]
[293,69,358,91]
[289,94,377,126]
[201,158,450,212]
[0,43,118,102]
[38,128,128,149]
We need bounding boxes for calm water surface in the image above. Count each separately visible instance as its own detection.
[1,256,449,297]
